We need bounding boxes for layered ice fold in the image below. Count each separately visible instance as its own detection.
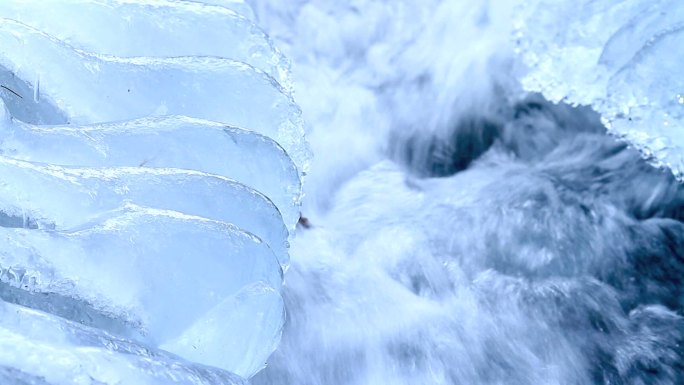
[0,0,288,88]
[0,300,250,385]
[0,111,301,231]
[0,0,305,383]
[0,18,309,174]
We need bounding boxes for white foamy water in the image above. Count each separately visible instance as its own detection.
[249,1,684,384]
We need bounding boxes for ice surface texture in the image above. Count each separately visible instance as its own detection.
[516,0,684,178]
[0,0,287,87]
[0,0,305,383]
[0,300,250,385]
[0,111,301,231]
[0,18,309,174]
[0,206,282,365]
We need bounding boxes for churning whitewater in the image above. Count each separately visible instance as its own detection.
[248,1,684,385]
[0,1,677,383]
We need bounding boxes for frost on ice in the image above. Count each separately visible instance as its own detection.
[0,1,306,383]
[516,0,684,179]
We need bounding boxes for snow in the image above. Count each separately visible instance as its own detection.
[0,156,289,266]
[516,0,684,179]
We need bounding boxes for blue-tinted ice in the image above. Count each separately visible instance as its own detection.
[0,0,288,88]
[0,0,305,383]
[0,111,301,231]
[517,0,684,178]
[0,206,283,377]
[0,19,309,174]
[0,300,249,385]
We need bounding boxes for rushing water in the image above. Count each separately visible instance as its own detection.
[249,2,684,384]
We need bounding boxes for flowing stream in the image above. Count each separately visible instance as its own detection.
[249,2,684,384]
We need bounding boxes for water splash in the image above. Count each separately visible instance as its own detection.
[248,1,684,383]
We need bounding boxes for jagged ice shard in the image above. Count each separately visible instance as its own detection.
[0,1,307,384]
[516,0,684,179]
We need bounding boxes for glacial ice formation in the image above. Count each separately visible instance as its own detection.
[200,0,256,19]
[0,0,304,383]
[0,156,289,265]
[516,0,684,179]
[0,300,249,385]
[0,207,282,360]
[0,0,289,89]
[0,18,309,173]
[0,112,301,230]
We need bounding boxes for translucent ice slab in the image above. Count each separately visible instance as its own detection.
[0,300,249,384]
[0,0,287,88]
[516,0,684,178]
[0,206,282,375]
[0,112,301,231]
[161,282,285,378]
[0,19,308,173]
[0,156,288,265]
